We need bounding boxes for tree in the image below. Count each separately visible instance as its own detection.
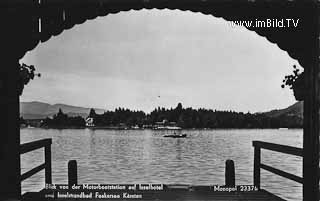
[281,64,304,100]
[57,108,63,116]
[176,103,183,111]
[18,63,41,96]
[89,108,97,118]
[19,117,26,125]
[41,109,86,128]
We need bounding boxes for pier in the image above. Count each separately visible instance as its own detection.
[1,0,319,201]
[17,139,303,201]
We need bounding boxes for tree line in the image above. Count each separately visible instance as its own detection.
[42,109,86,128]
[40,103,302,129]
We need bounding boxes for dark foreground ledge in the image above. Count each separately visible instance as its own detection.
[22,184,286,201]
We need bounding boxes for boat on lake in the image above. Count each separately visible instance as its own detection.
[163,130,187,138]
[163,133,187,138]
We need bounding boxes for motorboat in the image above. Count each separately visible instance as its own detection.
[163,133,187,138]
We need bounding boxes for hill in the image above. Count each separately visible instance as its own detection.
[20,101,105,119]
[263,101,303,118]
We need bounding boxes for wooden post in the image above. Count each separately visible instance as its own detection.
[302,5,319,201]
[225,160,235,187]
[253,145,260,188]
[44,140,52,184]
[0,59,21,199]
[68,160,78,189]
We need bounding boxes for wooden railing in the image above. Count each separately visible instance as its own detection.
[252,141,303,188]
[20,138,52,184]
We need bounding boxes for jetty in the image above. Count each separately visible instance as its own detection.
[17,138,303,201]
[1,0,320,201]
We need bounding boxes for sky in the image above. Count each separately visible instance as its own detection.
[20,9,300,113]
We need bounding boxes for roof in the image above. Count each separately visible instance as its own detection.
[4,0,319,68]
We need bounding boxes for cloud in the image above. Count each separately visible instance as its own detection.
[21,9,298,112]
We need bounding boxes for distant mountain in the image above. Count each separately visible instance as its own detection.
[20,101,105,119]
[263,101,303,118]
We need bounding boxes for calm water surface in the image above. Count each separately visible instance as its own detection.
[21,128,302,201]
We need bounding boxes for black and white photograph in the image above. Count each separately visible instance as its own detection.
[0,1,319,201]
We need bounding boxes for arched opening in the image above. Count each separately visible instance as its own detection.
[1,1,318,201]
[21,9,299,112]
[20,9,304,200]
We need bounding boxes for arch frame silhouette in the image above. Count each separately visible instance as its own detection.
[2,0,317,68]
[0,1,319,200]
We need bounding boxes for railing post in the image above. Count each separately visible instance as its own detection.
[253,144,260,188]
[44,140,52,184]
[225,159,235,187]
[68,160,78,189]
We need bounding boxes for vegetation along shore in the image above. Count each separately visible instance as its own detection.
[20,102,302,129]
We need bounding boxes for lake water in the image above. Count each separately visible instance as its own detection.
[21,128,302,201]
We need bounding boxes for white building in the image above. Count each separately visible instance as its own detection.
[85,117,95,127]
